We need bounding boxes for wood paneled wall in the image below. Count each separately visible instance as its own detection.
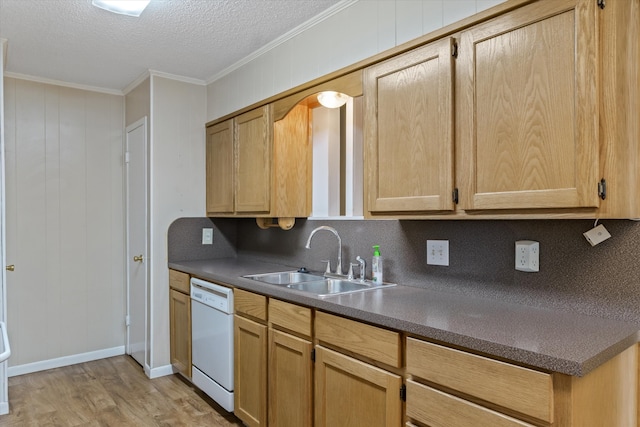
[206,0,506,121]
[3,77,125,368]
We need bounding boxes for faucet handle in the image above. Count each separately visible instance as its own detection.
[347,263,358,280]
[356,256,366,281]
[320,259,331,274]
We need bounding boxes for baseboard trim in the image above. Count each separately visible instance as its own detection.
[7,346,125,377]
[0,401,8,415]
[147,363,174,379]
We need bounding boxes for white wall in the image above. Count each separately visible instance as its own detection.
[149,76,206,370]
[3,77,125,371]
[206,0,506,121]
[124,75,205,375]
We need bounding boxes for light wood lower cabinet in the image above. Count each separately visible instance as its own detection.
[234,289,269,426]
[268,298,313,427]
[314,311,403,427]
[234,313,268,427]
[406,380,535,427]
[268,329,313,427]
[314,346,402,427]
[406,337,639,427]
[169,270,191,378]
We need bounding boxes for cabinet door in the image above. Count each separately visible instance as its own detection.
[169,289,191,378]
[235,106,272,214]
[458,0,599,211]
[268,329,313,427]
[364,37,455,213]
[206,119,234,214]
[314,346,402,427]
[234,315,268,427]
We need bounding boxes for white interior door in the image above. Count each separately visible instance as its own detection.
[126,117,148,368]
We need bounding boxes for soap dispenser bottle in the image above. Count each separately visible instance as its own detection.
[372,245,383,284]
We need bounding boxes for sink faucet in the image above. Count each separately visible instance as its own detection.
[305,226,343,276]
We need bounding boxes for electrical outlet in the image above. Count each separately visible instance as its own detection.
[202,228,213,245]
[515,240,539,272]
[427,240,449,266]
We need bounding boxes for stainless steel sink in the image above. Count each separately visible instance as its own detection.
[243,271,325,285]
[243,271,396,297]
[287,278,372,296]
[290,279,396,297]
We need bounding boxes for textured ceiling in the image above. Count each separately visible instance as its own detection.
[0,0,343,92]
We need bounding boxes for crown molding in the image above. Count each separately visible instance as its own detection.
[122,70,150,95]
[149,69,206,86]
[3,71,124,96]
[205,0,358,85]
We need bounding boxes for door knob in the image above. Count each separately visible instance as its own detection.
[133,255,144,262]
[5,265,14,272]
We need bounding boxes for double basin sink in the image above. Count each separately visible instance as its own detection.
[243,270,395,297]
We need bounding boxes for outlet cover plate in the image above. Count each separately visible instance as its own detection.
[515,240,539,272]
[427,240,449,266]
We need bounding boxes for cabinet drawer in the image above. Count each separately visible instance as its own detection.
[169,269,190,294]
[315,311,401,368]
[235,289,267,321]
[406,338,553,423]
[406,380,535,427]
[269,299,312,337]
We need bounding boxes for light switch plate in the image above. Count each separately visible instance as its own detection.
[202,228,213,245]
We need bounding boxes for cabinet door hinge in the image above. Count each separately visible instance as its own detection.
[125,152,130,164]
[311,348,316,362]
[400,384,407,401]
[598,178,607,200]
[125,315,130,327]
[452,188,459,204]
[451,41,459,58]
[597,0,605,9]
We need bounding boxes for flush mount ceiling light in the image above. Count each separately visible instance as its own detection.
[92,0,151,17]
[317,91,349,109]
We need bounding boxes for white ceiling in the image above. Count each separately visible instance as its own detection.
[0,0,343,93]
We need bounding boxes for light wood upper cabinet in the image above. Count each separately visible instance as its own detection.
[457,0,600,211]
[235,106,272,214]
[205,105,272,216]
[206,103,311,223]
[271,103,312,218]
[364,37,455,214]
[206,119,234,214]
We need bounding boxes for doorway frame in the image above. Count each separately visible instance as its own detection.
[0,37,9,415]
[125,116,149,373]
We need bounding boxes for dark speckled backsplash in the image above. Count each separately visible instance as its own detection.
[168,217,640,324]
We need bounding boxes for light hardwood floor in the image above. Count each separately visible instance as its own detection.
[1,355,244,426]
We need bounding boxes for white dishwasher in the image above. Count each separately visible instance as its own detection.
[190,278,234,412]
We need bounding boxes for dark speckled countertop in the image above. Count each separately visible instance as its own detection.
[169,257,640,377]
